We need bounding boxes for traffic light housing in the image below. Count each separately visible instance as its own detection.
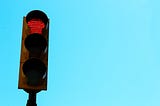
[18,10,49,91]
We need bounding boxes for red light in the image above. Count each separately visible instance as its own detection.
[27,19,45,34]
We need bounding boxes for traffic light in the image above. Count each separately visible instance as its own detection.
[18,10,49,91]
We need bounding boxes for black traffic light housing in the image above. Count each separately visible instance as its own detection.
[18,10,49,91]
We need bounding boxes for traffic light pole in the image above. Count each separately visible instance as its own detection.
[26,92,37,106]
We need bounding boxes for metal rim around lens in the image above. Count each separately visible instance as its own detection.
[24,33,47,53]
[26,10,48,25]
[22,58,47,78]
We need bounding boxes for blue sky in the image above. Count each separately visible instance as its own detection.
[1,0,160,106]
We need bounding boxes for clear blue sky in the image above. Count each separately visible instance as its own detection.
[0,0,160,106]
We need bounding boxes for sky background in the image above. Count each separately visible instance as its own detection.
[0,0,160,106]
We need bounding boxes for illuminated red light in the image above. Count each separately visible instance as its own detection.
[27,19,45,34]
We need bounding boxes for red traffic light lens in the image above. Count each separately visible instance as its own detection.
[27,19,45,34]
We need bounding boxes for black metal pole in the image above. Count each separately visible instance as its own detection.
[26,92,37,106]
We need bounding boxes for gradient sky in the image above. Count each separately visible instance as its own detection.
[1,0,160,106]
